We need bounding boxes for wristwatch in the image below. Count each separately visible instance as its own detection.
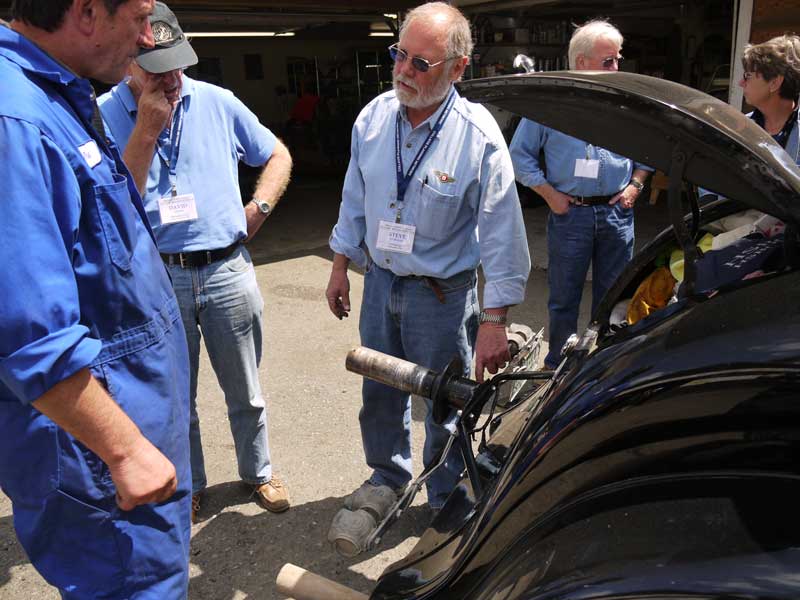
[251,199,272,216]
[629,179,644,191]
[479,310,507,325]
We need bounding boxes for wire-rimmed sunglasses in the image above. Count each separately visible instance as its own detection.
[742,71,757,81]
[601,55,623,69]
[388,43,459,73]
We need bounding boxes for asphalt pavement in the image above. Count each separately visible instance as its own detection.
[0,177,667,599]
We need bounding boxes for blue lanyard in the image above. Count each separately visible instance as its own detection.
[155,102,185,196]
[395,89,456,210]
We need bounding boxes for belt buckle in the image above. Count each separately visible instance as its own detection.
[574,196,588,207]
[179,252,187,268]
[206,250,212,265]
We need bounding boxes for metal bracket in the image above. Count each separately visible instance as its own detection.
[667,146,697,296]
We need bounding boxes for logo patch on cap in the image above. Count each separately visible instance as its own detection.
[152,21,178,45]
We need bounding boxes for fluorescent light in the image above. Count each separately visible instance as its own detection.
[187,31,295,38]
[369,32,394,37]
[383,13,398,19]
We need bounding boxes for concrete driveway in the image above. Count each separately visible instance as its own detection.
[0,177,666,599]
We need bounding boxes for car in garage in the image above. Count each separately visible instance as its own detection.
[280,70,800,600]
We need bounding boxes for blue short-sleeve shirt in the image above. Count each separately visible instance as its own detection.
[99,76,277,253]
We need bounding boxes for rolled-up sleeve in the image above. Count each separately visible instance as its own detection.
[329,121,368,268]
[0,118,101,404]
[478,141,531,308]
[509,118,548,189]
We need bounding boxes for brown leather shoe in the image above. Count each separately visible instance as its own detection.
[191,493,201,524]
[253,476,290,513]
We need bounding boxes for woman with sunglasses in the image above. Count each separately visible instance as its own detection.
[740,34,800,164]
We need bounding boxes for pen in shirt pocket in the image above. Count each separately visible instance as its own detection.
[423,174,429,187]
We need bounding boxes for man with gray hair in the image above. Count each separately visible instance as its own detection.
[325,1,530,534]
[510,19,651,370]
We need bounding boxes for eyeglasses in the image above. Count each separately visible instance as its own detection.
[743,71,757,81]
[388,43,459,73]
[601,56,623,69]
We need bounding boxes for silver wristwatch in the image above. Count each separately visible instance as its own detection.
[479,310,507,325]
[629,179,644,191]
[251,199,272,216]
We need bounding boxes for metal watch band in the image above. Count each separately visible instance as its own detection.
[629,179,644,191]
[479,310,507,325]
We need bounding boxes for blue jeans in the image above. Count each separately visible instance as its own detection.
[358,264,479,509]
[166,245,272,494]
[545,204,634,368]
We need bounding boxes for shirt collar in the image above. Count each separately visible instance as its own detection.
[398,84,457,129]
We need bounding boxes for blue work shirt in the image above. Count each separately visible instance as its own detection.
[330,87,530,308]
[0,26,190,596]
[509,118,651,197]
[99,75,277,253]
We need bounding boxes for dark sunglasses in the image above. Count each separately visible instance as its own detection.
[388,43,459,73]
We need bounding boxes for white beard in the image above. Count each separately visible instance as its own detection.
[394,71,453,110]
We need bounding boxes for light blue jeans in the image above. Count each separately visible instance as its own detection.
[359,264,479,509]
[545,204,634,368]
[166,245,272,495]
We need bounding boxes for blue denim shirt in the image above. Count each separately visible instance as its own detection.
[509,117,650,196]
[330,87,530,308]
[99,76,277,253]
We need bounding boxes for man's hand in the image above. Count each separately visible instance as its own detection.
[475,323,510,383]
[609,183,639,209]
[134,75,173,141]
[537,184,572,215]
[108,435,177,511]
[244,201,265,241]
[326,256,351,319]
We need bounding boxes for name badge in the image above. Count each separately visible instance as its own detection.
[574,158,600,179]
[376,220,415,254]
[78,140,102,168]
[158,193,198,225]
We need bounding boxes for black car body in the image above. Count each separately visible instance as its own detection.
[370,72,800,600]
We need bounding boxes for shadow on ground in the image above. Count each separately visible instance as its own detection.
[190,481,432,599]
[0,514,31,589]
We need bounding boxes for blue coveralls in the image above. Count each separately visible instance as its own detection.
[0,27,191,598]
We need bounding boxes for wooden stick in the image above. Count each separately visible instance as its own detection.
[276,563,369,600]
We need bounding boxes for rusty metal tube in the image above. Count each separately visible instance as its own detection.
[346,346,438,398]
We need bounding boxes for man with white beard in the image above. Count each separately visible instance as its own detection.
[325,1,530,532]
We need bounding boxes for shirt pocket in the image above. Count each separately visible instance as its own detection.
[413,183,462,241]
[91,173,138,271]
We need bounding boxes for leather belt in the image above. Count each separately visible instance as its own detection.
[572,194,614,206]
[161,241,240,268]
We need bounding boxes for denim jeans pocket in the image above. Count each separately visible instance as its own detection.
[91,173,138,271]
[219,247,251,273]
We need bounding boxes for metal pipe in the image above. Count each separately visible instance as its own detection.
[346,346,438,398]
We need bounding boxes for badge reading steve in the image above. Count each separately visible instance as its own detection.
[158,193,198,225]
[376,220,416,254]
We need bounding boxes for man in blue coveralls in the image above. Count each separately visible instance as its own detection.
[99,2,293,523]
[325,1,530,530]
[510,20,652,370]
[0,1,191,597]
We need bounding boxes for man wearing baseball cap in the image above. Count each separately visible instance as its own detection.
[99,1,293,523]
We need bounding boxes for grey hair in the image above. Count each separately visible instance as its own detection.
[568,19,623,69]
[399,2,474,61]
[742,34,800,100]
